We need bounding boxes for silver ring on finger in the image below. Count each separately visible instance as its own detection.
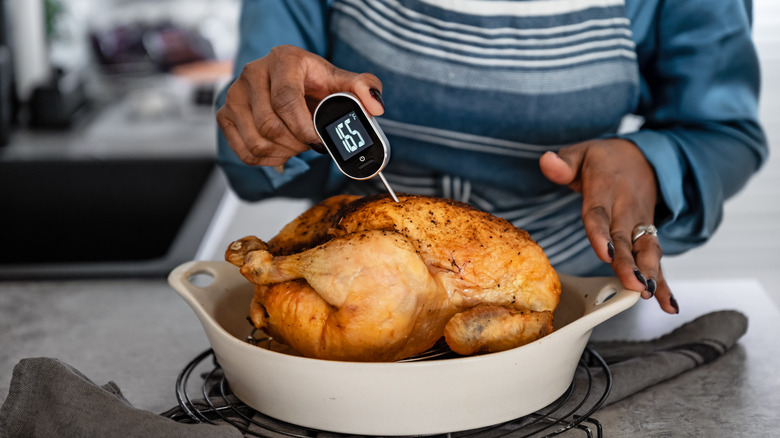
[632,224,658,243]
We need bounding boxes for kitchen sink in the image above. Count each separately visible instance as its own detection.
[0,157,226,279]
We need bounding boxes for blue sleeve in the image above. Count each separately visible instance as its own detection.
[622,0,767,255]
[216,0,343,201]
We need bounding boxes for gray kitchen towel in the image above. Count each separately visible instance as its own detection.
[585,309,748,406]
[0,357,242,438]
[0,310,747,438]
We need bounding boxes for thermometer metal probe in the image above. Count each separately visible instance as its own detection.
[376,172,398,202]
[313,92,399,202]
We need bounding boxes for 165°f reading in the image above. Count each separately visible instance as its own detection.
[324,111,374,161]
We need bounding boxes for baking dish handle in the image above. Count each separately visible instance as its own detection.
[168,260,246,321]
[559,274,640,333]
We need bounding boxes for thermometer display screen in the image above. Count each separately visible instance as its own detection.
[324,111,374,161]
[313,92,390,180]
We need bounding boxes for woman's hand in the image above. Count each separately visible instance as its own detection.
[539,139,679,314]
[217,45,385,167]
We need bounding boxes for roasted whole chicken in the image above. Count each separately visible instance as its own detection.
[226,194,561,362]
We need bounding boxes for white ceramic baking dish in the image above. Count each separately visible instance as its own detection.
[169,260,638,436]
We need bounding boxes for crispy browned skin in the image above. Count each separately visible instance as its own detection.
[334,195,560,313]
[443,305,553,355]
[228,194,560,361]
[267,194,359,255]
[225,194,357,267]
[243,230,453,361]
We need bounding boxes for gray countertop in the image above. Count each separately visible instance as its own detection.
[1,74,218,163]
[590,278,780,436]
[1,275,778,436]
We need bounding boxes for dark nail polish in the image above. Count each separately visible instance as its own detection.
[607,241,615,261]
[670,295,680,314]
[633,268,648,289]
[647,278,657,297]
[369,88,384,109]
[308,142,326,154]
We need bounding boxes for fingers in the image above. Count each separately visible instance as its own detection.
[542,146,614,264]
[216,45,384,167]
[541,139,679,314]
[632,235,679,313]
[629,230,661,299]
[265,48,324,147]
[612,219,678,314]
[604,190,653,298]
[653,267,679,314]
[217,62,308,167]
[267,49,384,144]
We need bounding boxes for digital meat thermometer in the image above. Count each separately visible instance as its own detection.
[313,92,399,202]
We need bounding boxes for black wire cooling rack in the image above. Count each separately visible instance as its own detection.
[164,346,611,438]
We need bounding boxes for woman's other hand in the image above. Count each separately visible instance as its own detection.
[217,45,384,167]
[539,139,679,314]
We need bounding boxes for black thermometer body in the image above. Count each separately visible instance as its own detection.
[313,92,390,180]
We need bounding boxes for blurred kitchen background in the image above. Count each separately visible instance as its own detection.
[0,0,777,308]
[0,0,239,278]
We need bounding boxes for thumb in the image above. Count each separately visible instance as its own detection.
[324,68,385,116]
[539,148,581,186]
